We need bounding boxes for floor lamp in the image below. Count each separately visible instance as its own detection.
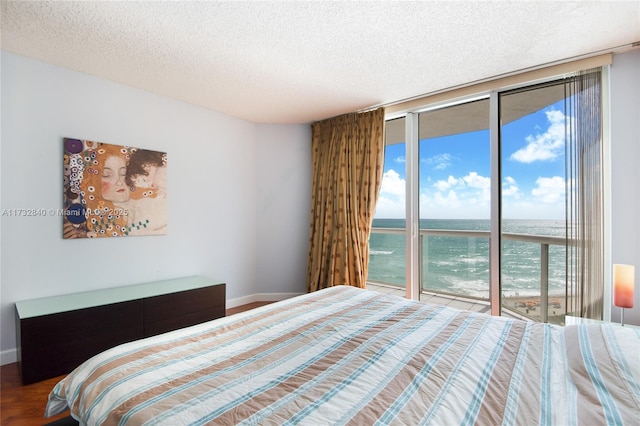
[613,264,635,326]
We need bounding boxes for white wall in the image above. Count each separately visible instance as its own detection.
[609,49,640,326]
[0,52,311,363]
[256,124,312,295]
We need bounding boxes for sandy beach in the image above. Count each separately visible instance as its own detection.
[503,294,570,323]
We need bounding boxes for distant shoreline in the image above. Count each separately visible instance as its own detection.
[503,294,568,317]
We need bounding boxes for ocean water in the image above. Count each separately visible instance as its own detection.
[368,219,567,299]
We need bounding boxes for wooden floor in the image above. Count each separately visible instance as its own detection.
[0,302,272,426]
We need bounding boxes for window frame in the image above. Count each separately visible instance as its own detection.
[387,66,610,320]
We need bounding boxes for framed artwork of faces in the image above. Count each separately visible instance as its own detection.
[63,138,167,238]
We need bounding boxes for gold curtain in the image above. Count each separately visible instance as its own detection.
[306,108,385,292]
[565,68,604,320]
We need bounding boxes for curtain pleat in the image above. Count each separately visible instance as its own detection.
[565,68,604,319]
[307,108,385,292]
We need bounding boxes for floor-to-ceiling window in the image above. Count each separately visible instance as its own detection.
[499,82,568,324]
[417,100,491,303]
[368,117,407,291]
[370,69,603,324]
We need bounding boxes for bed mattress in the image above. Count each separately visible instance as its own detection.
[46,285,640,425]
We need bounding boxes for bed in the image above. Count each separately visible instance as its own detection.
[45,285,639,425]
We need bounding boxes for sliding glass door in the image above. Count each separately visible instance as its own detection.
[417,100,491,303]
[499,82,568,324]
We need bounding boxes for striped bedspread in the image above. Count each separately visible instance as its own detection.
[46,286,640,425]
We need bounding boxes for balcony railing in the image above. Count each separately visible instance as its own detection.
[369,227,567,323]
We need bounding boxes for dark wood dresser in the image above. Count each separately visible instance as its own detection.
[15,276,225,384]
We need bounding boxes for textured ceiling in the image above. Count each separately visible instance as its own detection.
[1,1,639,124]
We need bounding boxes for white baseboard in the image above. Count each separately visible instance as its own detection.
[1,348,17,366]
[1,292,304,366]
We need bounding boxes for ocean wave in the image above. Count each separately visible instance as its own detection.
[457,256,488,265]
[431,260,457,267]
[370,250,394,255]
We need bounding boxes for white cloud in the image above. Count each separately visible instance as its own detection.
[510,109,567,163]
[433,175,460,191]
[502,176,520,198]
[379,169,405,196]
[374,196,405,219]
[433,190,461,208]
[376,168,565,220]
[424,153,454,170]
[433,172,489,192]
[463,172,490,189]
[532,176,565,204]
[422,171,491,218]
[374,169,405,218]
[377,169,492,219]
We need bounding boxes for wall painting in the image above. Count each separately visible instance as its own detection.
[63,138,167,238]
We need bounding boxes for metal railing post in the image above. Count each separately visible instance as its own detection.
[540,243,549,322]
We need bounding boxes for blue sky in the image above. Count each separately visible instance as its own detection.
[375,100,567,220]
